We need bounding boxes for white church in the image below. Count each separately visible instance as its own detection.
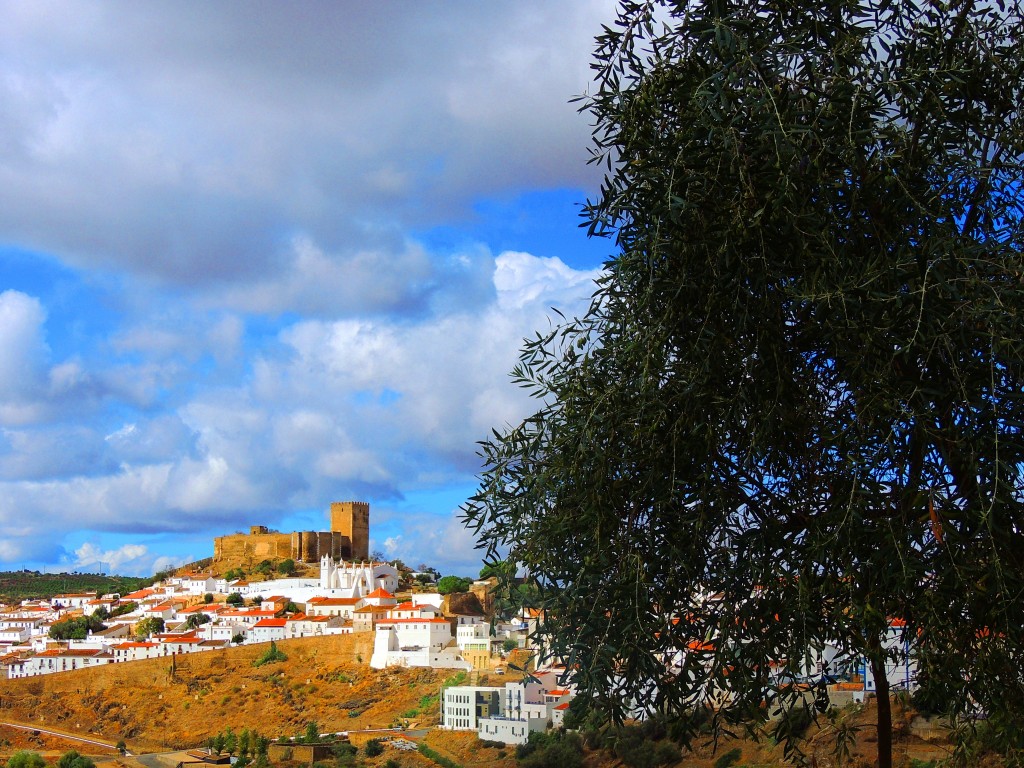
[319,555,399,597]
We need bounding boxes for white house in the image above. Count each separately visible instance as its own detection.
[370,617,467,669]
[441,686,501,730]
[178,574,217,596]
[51,593,98,610]
[7,648,115,678]
[442,670,575,746]
[250,618,288,643]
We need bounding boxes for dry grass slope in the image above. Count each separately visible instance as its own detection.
[1,635,451,753]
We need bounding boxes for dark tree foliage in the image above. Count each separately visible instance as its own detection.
[436,575,472,594]
[56,752,95,768]
[48,614,105,640]
[463,1,1024,766]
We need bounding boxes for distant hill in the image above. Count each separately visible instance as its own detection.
[0,571,153,603]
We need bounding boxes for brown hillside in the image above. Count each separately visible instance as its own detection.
[1,635,456,754]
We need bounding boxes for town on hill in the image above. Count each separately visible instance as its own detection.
[0,500,983,765]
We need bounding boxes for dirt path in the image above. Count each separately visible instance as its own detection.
[0,719,123,754]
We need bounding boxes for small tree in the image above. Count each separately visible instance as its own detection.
[203,592,214,604]
[134,617,164,640]
[226,592,244,606]
[278,558,296,577]
[364,739,385,758]
[436,575,471,595]
[303,721,319,743]
[7,751,46,768]
[56,752,95,768]
[185,612,211,629]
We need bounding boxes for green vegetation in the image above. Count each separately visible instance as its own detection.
[417,743,461,768]
[515,731,584,768]
[110,601,137,618]
[48,613,106,640]
[207,727,270,762]
[364,739,385,758]
[134,616,164,640]
[464,2,1024,768]
[278,558,296,576]
[226,592,244,606]
[252,641,288,667]
[185,612,211,629]
[713,748,743,768]
[0,571,151,603]
[436,575,471,594]
[56,751,95,768]
[6,751,45,768]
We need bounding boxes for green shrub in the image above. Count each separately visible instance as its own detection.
[417,743,461,768]
[364,739,385,757]
[56,752,95,768]
[713,747,743,768]
[7,751,46,768]
[252,641,288,667]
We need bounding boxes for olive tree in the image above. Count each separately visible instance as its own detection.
[463,2,1024,766]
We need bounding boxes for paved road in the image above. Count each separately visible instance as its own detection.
[0,720,125,754]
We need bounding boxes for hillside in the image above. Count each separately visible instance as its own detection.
[0,634,455,754]
[0,633,967,768]
[0,572,151,603]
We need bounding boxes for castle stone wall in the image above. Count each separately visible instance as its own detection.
[212,502,369,566]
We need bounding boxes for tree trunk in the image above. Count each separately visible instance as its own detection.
[870,649,893,768]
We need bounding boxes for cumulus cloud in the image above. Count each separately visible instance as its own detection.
[215,236,496,318]
[0,250,600,563]
[0,1,611,290]
[0,2,618,573]
[375,511,484,577]
[0,290,49,419]
[62,541,189,576]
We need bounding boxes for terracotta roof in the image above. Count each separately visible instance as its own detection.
[254,618,287,628]
[122,590,155,601]
[554,702,570,710]
[307,597,359,606]
[365,588,395,598]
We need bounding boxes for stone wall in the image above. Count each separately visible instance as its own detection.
[213,531,293,565]
[212,502,370,567]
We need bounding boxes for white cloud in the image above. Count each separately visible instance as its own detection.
[0,2,612,288]
[62,541,189,577]
[0,290,49,414]
[0,250,601,567]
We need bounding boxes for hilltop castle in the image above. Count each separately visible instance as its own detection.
[213,501,370,565]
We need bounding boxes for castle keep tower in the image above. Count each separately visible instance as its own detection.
[331,501,370,561]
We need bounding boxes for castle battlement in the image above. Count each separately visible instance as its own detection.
[213,501,370,566]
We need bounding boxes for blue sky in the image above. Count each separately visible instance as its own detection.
[0,1,617,577]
